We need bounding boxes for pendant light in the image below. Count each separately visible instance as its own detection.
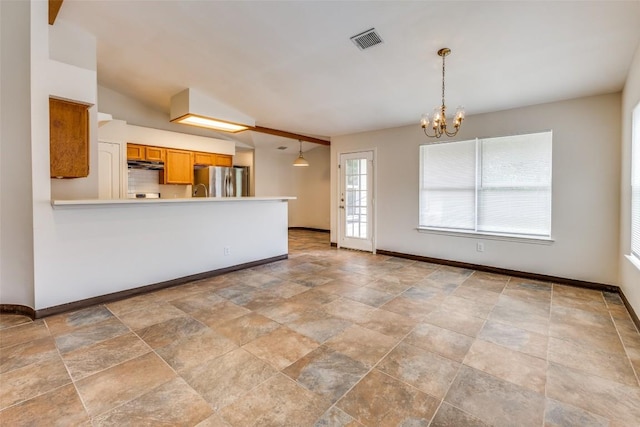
[293,139,309,167]
[420,48,465,138]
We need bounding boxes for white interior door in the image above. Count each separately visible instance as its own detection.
[339,151,374,252]
[98,141,121,199]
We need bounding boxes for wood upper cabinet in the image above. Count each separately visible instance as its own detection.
[161,149,193,184]
[215,154,232,167]
[145,146,165,162]
[127,144,165,162]
[50,98,90,178]
[193,152,215,166]
[127,144,145,160]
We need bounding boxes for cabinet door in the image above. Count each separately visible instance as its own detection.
[127,144,145,160]
[216,154,232,167]
[98,141,122,199]
[162,149,193,184]
[193,152,215,166]
[50,98,90,178]
[145,146,165,162]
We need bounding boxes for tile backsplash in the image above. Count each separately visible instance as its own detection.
[127,169,191,198]
[128,169,160,194]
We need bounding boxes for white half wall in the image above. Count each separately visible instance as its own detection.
[331,93,622,287]
[620,41,640,314]
[36,200,289,310]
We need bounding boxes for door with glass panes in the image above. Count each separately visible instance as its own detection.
[339,151,374,251]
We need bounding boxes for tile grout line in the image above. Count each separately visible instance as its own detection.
[45,315,93,423]
[543,283,555,427]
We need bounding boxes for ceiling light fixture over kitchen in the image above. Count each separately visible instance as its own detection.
[293,140,309,167]
[170,88,255,133]
[172,113,249,133]
[420,48,465,139]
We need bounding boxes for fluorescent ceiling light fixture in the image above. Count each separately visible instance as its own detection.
[172,113,249,133]
[170,88,255,133]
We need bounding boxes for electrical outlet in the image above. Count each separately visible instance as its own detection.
[224,247,231,256]
[476,242,485,252]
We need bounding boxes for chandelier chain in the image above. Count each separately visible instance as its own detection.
[441,52,446,108]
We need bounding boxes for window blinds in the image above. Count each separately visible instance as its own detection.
[420,131,552,238]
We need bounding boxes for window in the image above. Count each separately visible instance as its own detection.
[632,103,640,261]
[419,131,552,238]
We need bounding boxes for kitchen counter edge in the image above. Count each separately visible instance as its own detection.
[51,196,296,209]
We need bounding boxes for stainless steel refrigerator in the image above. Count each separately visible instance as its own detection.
[193,166,249,197]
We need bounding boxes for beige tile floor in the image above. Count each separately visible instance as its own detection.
[1,229,640,426]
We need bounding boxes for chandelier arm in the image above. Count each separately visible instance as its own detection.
[423,127,437,138]
[444,126,460,138]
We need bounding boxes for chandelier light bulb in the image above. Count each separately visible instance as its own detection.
[420,114,429,128]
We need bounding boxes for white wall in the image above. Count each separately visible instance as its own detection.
[332,93,621,286]
[292,146,331,229]
[98,85,239,143]
[0,0,35,307]
[254,146,331,229]
[48,17,99,200]
[254,147,297,223]
[620,41,640,314]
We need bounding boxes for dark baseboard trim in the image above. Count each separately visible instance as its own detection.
[619,290,640,333]
[376,248,640,331]
[0,254,288,320]
[376,249,619,293]
[0,304,36,319]
[289,227,330,233]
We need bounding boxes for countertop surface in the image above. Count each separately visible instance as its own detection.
[51,196,295,208]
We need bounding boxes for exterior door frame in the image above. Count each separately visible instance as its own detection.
[337,149,376,253]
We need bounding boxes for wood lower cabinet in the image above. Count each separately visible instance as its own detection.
[50,98,90,178]
[216,154,232,167]
[161,149,193,184]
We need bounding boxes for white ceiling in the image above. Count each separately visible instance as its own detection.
[60,0,640,149]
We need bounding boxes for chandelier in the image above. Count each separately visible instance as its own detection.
[420,48,465,138]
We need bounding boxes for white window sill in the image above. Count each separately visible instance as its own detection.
[416,227,554,245]
[625,254,640,272]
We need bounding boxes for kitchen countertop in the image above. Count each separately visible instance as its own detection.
[51,196,295,209]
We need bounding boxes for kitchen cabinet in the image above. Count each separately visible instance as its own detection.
[161,149,193,184]
[145,146,165,162]
[127,144,165,162]
[216,154,232,167]
[50,98,90,178]
[127,144,145,160]
[194,152,215,166]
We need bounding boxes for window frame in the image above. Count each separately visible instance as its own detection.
[418,131,553,242]
[630,101,640,264]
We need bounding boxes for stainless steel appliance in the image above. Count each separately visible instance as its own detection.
[193,166,249,197]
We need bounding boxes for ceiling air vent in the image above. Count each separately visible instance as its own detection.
[350,28,383,50]
[277,146,287,150]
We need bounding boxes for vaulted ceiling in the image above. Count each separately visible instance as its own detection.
[60,1,640,147]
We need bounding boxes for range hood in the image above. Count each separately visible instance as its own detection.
[127,159,164,170]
